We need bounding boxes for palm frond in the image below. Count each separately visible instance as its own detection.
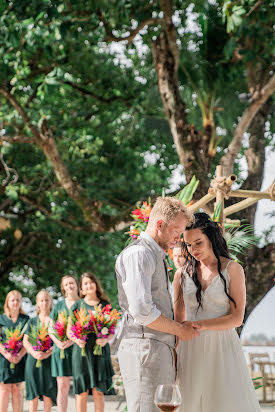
[225,224,258,262]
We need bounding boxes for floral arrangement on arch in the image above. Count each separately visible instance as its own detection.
[126,177,199,273]
[125,176,257,269]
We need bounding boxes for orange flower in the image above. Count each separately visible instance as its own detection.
[142,201,151,219]
[74,306,90,324]
[57,311,67,324]
[167,248,174,260]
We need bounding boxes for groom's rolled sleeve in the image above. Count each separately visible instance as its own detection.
[121,246,161,326]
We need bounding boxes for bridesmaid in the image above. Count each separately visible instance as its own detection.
[49,276,80,412]
[23,290,57,412]
[0,290,29,412]
[68,272,115,412]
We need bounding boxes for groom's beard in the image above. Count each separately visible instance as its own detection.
[157,231,170,252]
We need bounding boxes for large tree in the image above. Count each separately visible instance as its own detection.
[0,0,274,321]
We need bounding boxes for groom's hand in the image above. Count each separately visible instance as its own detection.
[178,321,200,341]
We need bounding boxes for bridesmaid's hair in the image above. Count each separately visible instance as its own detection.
[60,275,80,297]
[183,212,236,310]
[4,290,25,317]
[80,272,110,302]
[36,290,53,315]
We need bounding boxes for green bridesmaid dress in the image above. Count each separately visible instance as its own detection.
[71,299,115,395]
[0,313,29,384]
[50,299,75,377]
[24,317,57,404]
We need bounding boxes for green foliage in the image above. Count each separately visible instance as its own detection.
[222,2,246,33]
[225,224,258,262]
[176,176,199,204]
[212,201,223,223]
[0,0,273,314]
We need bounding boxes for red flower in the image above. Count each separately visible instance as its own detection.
[8,337,17,350]
[132,209,145,220]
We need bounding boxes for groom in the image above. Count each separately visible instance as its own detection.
[115,196,200,412]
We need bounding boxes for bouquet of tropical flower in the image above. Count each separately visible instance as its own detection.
[89,304,121,356]
[70,306,91,357]
[3,322,28,369]
[51,310,68,359]
[28,320,53,367]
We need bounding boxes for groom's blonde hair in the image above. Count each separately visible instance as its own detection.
[148,197,194,225]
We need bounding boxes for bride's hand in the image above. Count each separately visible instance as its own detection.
[191,321,204,330]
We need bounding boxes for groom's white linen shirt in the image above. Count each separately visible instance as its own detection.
[116,232,165,326]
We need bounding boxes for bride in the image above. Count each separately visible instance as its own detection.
[174,212,261,412]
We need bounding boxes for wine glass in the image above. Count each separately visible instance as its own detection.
[154,383,182,412]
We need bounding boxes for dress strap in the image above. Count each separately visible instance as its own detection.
[223,260,233,285]
[225,260,233,271]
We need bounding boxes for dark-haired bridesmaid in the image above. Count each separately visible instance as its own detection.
[49,276,80,412]
[68,273,115,412]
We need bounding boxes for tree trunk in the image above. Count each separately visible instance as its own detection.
[151,32,212,199]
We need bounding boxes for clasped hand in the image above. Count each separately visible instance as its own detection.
[32,347,53,360]
[55,339,73,350]
[5,352,20,364]
[179,321,200,341]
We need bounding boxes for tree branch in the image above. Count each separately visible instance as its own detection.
[0,135,35,144]
[19,194,92,232]
[62,81,133,104]
[0,232,48,280]
[0,87,134,232]
[96,10,162,45]
[220,73,275,176]
[0,86,108,230]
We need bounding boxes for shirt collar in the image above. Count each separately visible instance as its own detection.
[140,232,166,259]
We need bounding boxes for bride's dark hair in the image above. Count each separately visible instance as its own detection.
[183,212,236,309]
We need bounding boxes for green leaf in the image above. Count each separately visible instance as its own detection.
[176,176,199,205]
[213,201,223,222]
[5,185,18,200]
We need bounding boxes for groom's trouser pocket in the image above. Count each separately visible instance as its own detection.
[118,338,175,412]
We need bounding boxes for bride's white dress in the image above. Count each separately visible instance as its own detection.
[176,261,261,412]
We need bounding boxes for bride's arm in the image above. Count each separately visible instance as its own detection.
[173,269,186,324]
[194,262,246,331]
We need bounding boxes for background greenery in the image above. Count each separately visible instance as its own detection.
[0,0,274,320]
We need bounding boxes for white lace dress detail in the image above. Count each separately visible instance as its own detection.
[176,262,261,412]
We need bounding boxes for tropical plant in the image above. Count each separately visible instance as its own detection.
[126,177,258,271]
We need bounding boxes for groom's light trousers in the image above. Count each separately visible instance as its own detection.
[118,337,176,412]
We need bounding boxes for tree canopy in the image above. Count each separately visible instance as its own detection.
[0,0,274,318]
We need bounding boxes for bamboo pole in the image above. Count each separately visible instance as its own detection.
[214,165,225,233]
[188,189,216,212]
[224,218,241,226]
[228,189,272,199]
[224,181,275,217]
[224,198,259,217]
[225,175,237,186]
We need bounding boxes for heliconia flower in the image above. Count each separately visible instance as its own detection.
[132,209,144,219]
[142,201,151,221]
[28,321,53,368]
[74,307,90,324]
[52,310,68,359]
[70,306,92,357]
[89,304,121,356]
[167,248,174,260]
[3,323,28,369]
[131,201,152,223]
